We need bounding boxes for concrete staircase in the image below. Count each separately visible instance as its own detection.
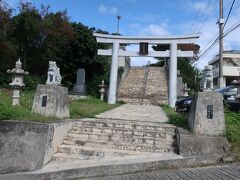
[117,66,168,105]
[52,118,177,161]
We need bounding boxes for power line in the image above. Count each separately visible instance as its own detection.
[189,0,206,33]
[223,19,240,37]
[197,18,240,61]
[224,0,235,29]
[197,1,218,33]
[192,0,216,33]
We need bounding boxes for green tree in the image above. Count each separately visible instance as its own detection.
[0,2,17,87]
[177,58,202,92]
[0,1,111,96]
[11,2,43,70]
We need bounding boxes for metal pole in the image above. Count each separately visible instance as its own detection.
[117,15,121,34]
[218,0,224,88]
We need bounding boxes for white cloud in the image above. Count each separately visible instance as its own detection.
[128,23,170,36]
[98,4,118,14]
[126,45,158,66]
[139,24,170,36]
[131,13,160,22]
[184,0,216,15]
[2,0,19,8]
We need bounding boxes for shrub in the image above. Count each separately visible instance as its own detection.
[24,75,45,90]
[161,105,189,129]
[0,103,18,120]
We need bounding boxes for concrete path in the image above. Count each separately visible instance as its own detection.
[96,104,168,123]
[87,163,240,180]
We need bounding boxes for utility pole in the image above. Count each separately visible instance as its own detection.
[218,0,224,88]
[117,15,121,34]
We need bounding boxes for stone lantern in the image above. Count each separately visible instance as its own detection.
[7,59,28,106]
[98,80,106,100]
[182,83,190,97]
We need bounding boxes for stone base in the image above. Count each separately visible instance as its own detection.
[188,92,225,135]
[68,95,87,101]
[0,120,77,174]
[32,84,69,118]
[176,128,229,156]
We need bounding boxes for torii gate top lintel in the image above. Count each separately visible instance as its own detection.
[93,32,200,44]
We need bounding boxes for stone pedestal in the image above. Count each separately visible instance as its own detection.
[188,92,225,136]
[32,84,69,118]
[12,89,20,106]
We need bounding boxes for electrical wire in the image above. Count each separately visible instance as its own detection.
[197,18,240,61]
[189,0,206,33]
[223,0,235,29]
[192,0,217,33]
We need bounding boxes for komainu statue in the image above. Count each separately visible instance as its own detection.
[46,61,62,85]
[200,65,213,92]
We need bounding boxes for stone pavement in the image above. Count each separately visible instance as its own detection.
[87,163,240,180]
[95,104,168,123]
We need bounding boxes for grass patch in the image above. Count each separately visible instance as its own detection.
[225,110,240,157]
[0,89,121,122]
[70,98,121,118]
[0,89,60,122]
[161,104,188,129]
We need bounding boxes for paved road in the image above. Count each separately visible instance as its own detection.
[87,163,240,180]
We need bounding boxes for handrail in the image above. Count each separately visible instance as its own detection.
[141,65,150,104]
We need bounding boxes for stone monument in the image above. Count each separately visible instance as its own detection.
[7,59,28,106]
[177,91,229,156]
[200,65,213,92]
[188,92,225,135]
[32,61,69,118]
[177,70,185,96]
[73,68,86,95]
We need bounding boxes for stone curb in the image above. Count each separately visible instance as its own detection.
[0,153,227,180]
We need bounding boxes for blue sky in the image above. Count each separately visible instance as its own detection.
[4,0,240,68]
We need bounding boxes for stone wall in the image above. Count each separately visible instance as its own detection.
[176,128,229,156]
[0,120,77,174]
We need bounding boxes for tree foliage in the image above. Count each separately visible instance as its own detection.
[0,1,111,96]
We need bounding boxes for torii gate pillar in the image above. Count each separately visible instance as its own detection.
[108,42,120,104]
[169,43,177,107]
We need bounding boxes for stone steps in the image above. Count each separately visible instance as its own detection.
[62,139,176,153]
[53,145,142,160]
[65,131,176,146]
[52,118,177,161]
[72,125,175,135]
[75,118,176,131]
[117,66,168,105]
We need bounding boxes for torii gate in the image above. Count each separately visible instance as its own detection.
[93,33,199,107]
